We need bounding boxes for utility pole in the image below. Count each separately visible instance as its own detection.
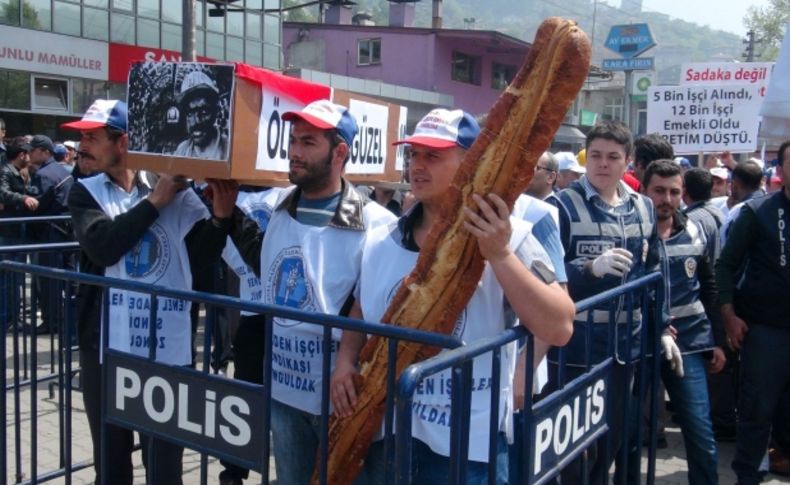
[182,0,196,61]
[743,29,760,62]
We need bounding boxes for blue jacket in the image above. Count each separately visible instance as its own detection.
[554,179,659,365]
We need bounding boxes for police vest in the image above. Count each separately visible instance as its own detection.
[735,191,790,328]
[659,217,714,353]
[556,183,655,365]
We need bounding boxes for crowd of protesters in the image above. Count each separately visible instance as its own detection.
[2,101,789,485]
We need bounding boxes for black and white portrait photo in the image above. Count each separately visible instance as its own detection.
[128,62,234,161]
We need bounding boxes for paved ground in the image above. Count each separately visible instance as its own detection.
[4,332,789,484]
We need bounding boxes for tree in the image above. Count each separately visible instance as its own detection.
[283,0,318,23]
[1,0,41,28]
[745,0,789,61]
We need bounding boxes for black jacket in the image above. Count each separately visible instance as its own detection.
[68,173,230,350]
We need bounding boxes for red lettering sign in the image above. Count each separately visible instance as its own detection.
[108,43,214,83]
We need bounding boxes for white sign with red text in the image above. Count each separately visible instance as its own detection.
[680,62,774,97]
[647,84,763,154]
[0,24,108,80]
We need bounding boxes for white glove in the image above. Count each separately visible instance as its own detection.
[661,332,684,378]
[590,248,634,278]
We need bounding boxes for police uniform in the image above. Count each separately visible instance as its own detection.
[658,211,721,484]
[717,190,790,484]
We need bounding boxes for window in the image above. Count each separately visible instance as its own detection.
[357,38,381,66]
[491,62,516,90]
[54,1,81,36]
[452,51,480,85]
[603,96,624,121]
[111,13,134,44]
[24,0,51,30]
[162,22,181,51]
[138,0,159,19]
[33,76,69,112]
[73,79,107,114]
[246,39,262,66]
[246,12,261,40]
[84,7,109,40]
[227,36,244,62]
[0,69,31,110]
[137,17,159,47]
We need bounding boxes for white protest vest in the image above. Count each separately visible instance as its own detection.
[80,174,208,365]
[261,187,395,414]
[222,189,281,316]
[358,217,541,463]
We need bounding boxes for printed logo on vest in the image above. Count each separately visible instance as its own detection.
[576,240,614,257]
[266,246,317,326]
[684,257,697,278]
[248,203,273,231]
[386,279,466,337]
[124,224,170,281]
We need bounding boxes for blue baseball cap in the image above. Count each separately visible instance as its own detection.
[393,109,479,150]
[53,144,67,162]
[61,99,127,132]
[282,100,358,147]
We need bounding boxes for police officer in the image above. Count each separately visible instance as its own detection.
[552,120,661,484]
[643,160,725,485]
[716,140,790,485]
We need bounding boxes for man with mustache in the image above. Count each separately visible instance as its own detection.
[643,159,725,485]
[173,70,229,160]
[227,99,395,485]
[64,99,238,484]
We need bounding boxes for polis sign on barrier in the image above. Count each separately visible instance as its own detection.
[604,23,656,58]
[106,351,267,470]
[647,84,763,154]
[602,57,655,71]
[529,363,609,484]
[0,24,108,80]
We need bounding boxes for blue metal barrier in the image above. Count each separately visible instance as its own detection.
[0,260,461,485]
[2,253,665,485]
[1,228,82,485]
[395,272,665,485]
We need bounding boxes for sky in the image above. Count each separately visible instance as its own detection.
[640,0,771,36]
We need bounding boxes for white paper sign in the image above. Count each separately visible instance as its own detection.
[345,99,388,175]
[647,84,763,154]
[0,24,108,80]
[255,91,307,172]
[680,62,774,96]
[395,106,408,172]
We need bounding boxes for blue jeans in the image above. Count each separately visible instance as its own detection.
[661,352,718,485]
[733,324,790,485]
[270,399,322,485]
[410,434,509,485]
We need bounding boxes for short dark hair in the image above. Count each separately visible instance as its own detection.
[732,161,763,191]
[322,128,350,165]
[586,120,633,159]
[778,140,790,166]
[105,125,125,141]
[643,159,682,189]
[684,168,713,202]
[634,134,673,169]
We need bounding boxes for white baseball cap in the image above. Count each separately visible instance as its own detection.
[710,167,729,180]
[556,152,586,174]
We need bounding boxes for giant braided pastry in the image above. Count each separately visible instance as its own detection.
[313,17,591,485]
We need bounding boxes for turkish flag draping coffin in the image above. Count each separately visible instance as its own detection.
[126,61,407,185]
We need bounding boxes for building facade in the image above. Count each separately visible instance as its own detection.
[0,0,282,140]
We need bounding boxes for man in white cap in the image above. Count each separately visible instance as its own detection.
[173,70,228,160]
[226,99,395,485]
[330,108,574,483]
[555,151,586,189]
